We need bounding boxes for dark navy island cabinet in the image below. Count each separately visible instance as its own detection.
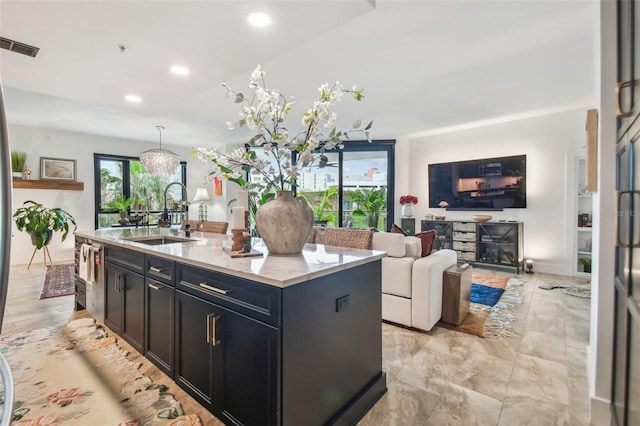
[103,243,386,425]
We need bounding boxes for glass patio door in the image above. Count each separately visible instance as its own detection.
[251,140,395,230]
[341,150,390,229]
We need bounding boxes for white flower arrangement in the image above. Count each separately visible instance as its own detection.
[193,64,372,192]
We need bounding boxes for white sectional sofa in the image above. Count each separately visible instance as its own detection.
[371,231,457,332]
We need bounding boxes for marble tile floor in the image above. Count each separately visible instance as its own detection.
[359,268,592,426]
[2,263,591,425]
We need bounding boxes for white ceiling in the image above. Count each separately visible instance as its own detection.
[0,0,596,148]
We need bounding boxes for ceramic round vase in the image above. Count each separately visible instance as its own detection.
[255,191,314,254]
[401,203,415,218]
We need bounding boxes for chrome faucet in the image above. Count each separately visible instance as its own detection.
[159,182,189,228]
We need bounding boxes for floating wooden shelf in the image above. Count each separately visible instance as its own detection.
[12,179,84,191]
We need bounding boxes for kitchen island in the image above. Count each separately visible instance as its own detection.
[75,227,387,426]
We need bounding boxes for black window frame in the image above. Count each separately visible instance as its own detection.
[333,140,395,230]
[93,153,187,229]
[247,139,395,230]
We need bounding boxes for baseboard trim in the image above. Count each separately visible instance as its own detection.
[589,395,610,426]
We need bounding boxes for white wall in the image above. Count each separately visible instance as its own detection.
[398,108,588,275]
[7,124,225,266]
[588,1,615,424]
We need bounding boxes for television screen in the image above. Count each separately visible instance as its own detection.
[428,155,526,210]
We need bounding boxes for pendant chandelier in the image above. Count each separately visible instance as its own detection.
[140,125,180,176]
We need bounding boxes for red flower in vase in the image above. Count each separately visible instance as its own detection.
[399,195,418,205]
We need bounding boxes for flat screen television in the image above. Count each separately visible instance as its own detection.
[428,154,526,210]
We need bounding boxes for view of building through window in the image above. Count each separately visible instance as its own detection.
[250,142,393,230]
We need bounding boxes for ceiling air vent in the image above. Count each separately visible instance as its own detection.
[0,37,39,57]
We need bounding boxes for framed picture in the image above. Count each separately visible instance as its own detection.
[40,157,77,181]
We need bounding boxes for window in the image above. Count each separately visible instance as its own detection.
[340,148,391,229]
[94,153,186,229]
[248,140,395,230]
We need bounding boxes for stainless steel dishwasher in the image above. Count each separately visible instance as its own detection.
[74,236,105,323]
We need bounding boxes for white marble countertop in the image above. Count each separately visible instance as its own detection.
[75,227,385,288]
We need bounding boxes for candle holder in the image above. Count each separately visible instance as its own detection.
[223,228,262,258]
[231,229,246,252]
[244,233,252,253]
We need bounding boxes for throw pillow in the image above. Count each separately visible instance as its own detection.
[404,236,422,259]
[415,230,437,257]
[390,223,408,236]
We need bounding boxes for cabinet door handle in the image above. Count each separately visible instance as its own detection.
[211,314,220,346]
[149,266,164,273]
[206,314,221,346]
[616,80,636,118]
[199,282,231,295]
[115,273,120,292]
[148,283,162,291]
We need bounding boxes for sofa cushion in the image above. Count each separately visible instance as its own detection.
[371,231,405,258]
[381,257,414,297]
[404,236,422,259]
[382,293,412,326]
[415,230,437,257]
[390,223,408,236]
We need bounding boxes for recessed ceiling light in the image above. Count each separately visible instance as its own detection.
[247,11,271,27]
[170,65,190,76]
[125,94,142,103]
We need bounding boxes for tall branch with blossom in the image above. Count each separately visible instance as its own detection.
[192,64,372,193]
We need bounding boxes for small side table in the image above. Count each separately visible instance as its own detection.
[400,217,416,236]
[442,263,473,325]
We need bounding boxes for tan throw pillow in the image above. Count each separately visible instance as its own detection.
[404,236,422,259]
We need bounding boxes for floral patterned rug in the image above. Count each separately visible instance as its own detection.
[0,318,201,425]
[40,264,75,299]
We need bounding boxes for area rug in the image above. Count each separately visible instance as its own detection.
[470,284,504,307]
[562,283,591,298]
[0,318,201,425]
[40,264,75,299]
[437,274,524,338]
[471,273,510,289]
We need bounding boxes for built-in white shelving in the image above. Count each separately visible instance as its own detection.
[575,157,592,276]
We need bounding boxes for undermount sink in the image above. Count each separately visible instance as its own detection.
[124,236,196,246]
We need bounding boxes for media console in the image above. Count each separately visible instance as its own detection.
[421,220,524,273]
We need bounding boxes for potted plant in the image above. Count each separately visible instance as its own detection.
[193,64,371,254]
[580,257,592,273]
[105,197,134,225]
[399,194,418,218]
[11,151,27,179]
[13,200,77,249]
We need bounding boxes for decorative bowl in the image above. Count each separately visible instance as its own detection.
[472,214,492,222]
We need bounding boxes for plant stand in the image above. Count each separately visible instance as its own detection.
[27,245,53,269]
